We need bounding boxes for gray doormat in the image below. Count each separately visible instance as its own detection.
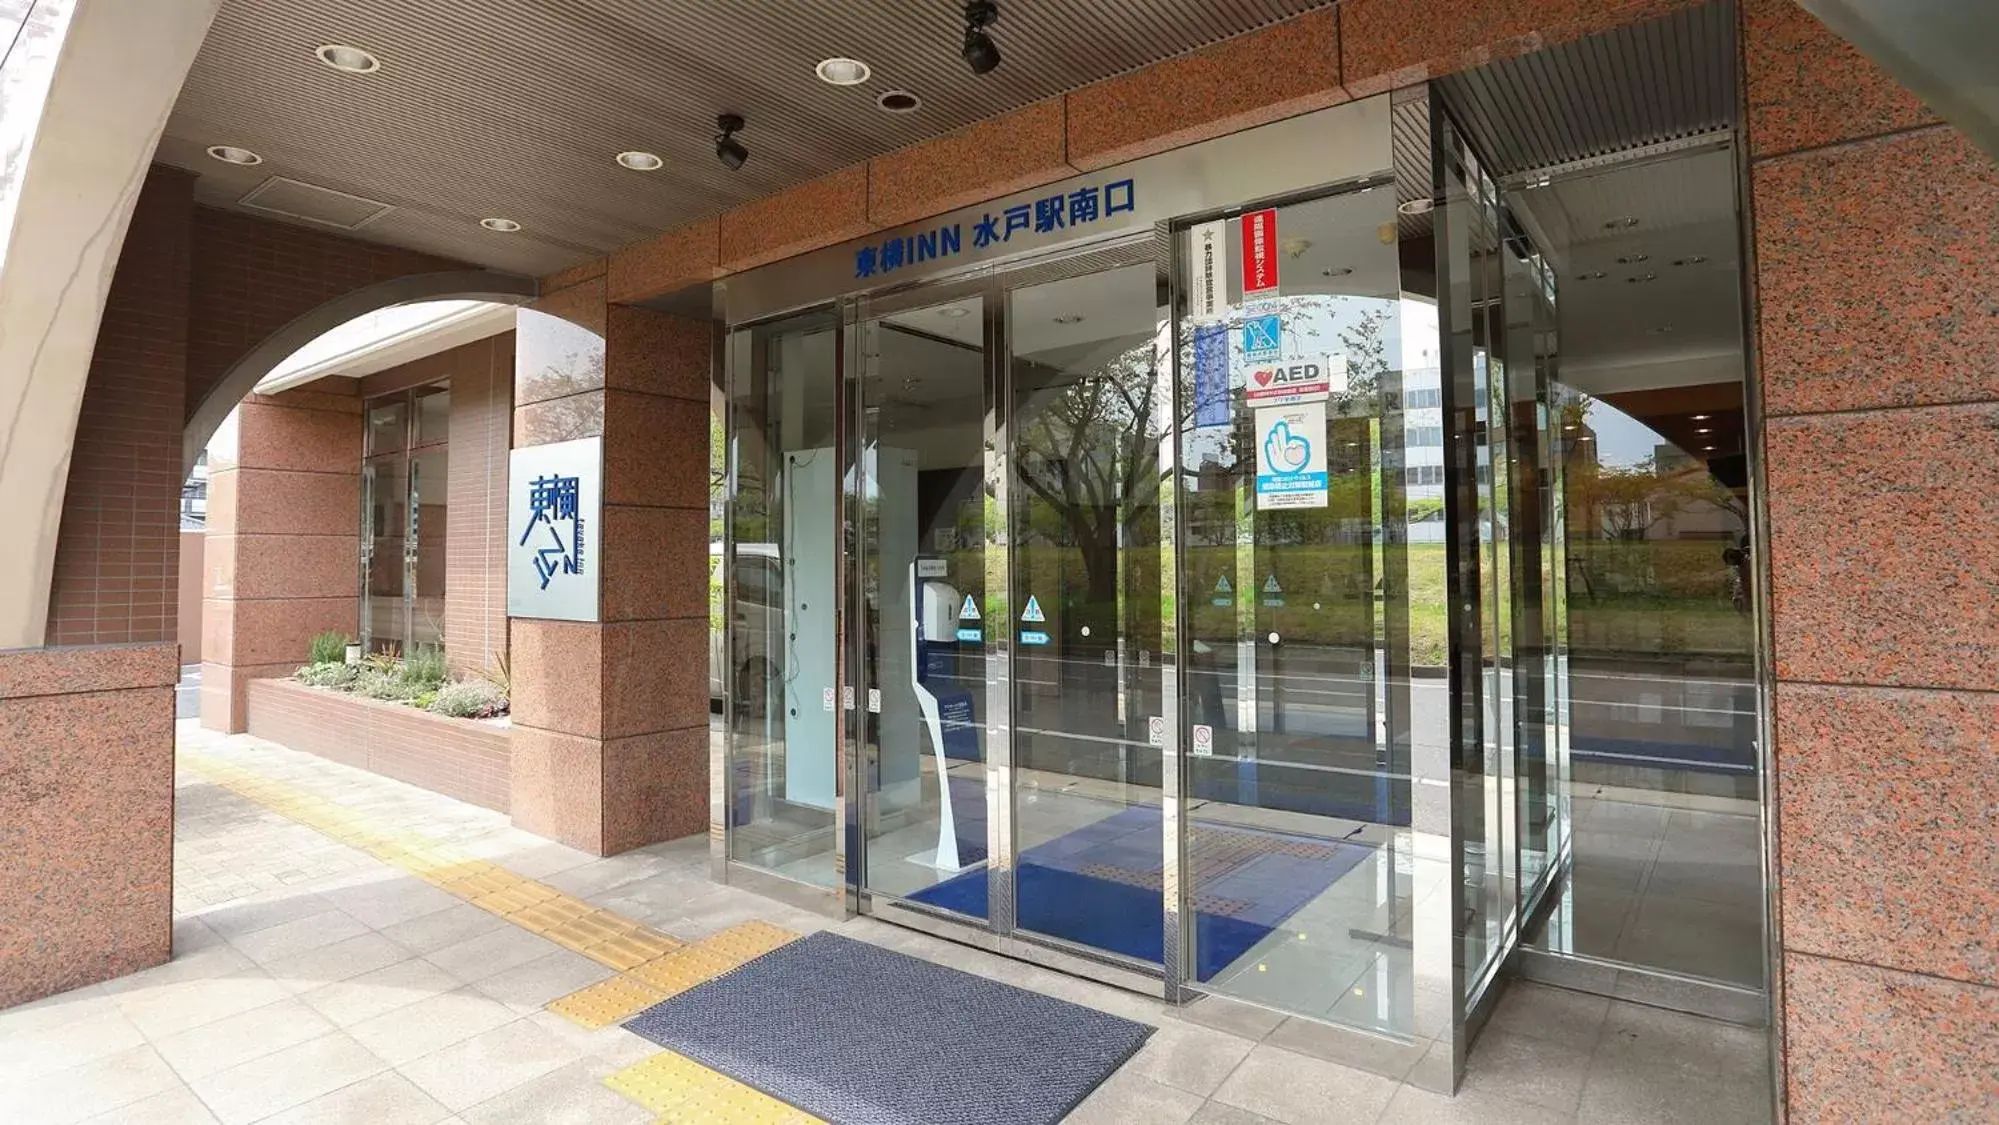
[624,931,1154,1125]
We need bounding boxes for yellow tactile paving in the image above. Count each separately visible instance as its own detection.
[474,879,561,917]
[603,1052,822,1124]
[545,975,668,1029]
[701,920,801,961]
[627,943,743,997]
[584,928,682,971]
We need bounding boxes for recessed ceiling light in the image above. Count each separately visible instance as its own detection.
[1695,427,1713,434]
[1563,424,1578,432]
[1604,217,1639,229]
[315,44,380,74]
[1575,271,1606,281]
[1702,446,1717,452]
[206,145,263,166]
[816,57,872,85]
[479,217,521,232]
[1052,315,1086,325]
[616,151,664,172]
[1625,273,1657,284]
[1322,267,1354,278]
[1616,253,1650,265]
[1673,255,1709,267]
[1397,198,1435,216]
[937,306,970,319]
[1645,325,1675,335]
[1281,237,1313,258]
[877,90,921,113]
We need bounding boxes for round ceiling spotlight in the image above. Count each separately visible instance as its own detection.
[617,151,664,172]
[1575,270,1606,281]
[479,217,522,232]
[815,57,872,85]
[877,90,922,113]
[1052,314,1086,325]
[962,1,1002,76]
[1616,253,1650,265]
[937,306,970,319]
[714,114,749,171]
[1604,217,1639,230]
[1322,267,1354,278]
[1396,197,1435,216]
[1672,255,1709,267]
[206,145,264,166]
[315,44,381,74]
[1625,273,1657,284]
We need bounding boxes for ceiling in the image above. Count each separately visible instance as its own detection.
[159,0,1336,277]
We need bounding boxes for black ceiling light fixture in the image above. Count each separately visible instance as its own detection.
[714,114,748,171]
[961,1,1001,75]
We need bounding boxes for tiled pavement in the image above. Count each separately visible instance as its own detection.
[0,720,1772,1124]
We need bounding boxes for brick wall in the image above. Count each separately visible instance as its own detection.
[45,168,193,648]
[245,678,511,812]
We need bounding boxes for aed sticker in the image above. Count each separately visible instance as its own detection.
[1255,401,1329,511]
[1245,353,1348,405]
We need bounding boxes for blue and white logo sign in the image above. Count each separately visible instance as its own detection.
[856,178,1137,280]
[1241,313,1282,363]
[507,437,603,621]
[1255,402,1329,511]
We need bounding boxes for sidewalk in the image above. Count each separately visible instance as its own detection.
[0,720,1766,1124]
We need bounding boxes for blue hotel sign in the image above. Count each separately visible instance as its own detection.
[507,436,602,621]
[855,178,1138,280]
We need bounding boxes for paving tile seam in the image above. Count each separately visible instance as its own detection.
[180,748,816,1124]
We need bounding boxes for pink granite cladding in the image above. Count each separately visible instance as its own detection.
[211,468,360,539]
[606,306,711,402]
[1741,0,1936,159]
[508,619,604,739]
[204,533,358,601]
[241,385,363,416]
[1067,10,1345,171]
[1764,404,1999,691]
[606,219,721,306]
[601,728,709,855]
[544,257,607,292]
[718,164,875,274]
[201,596,358,669]
[245,679,512,813]
[601,391,710,510]
[508,724,607,853]
[0,641,177,698]
[601,618,709,740]
[515,282,609,409]
[1785,952,1999,1121]
[1339,0,1701,96]
[869,99,1075,227]
[1777,683,1998,985]
[512,388,606,447]
[600,505,710,624]
[0,651,175,1008]
[1753,127,1999,415]
[235,401,361,473]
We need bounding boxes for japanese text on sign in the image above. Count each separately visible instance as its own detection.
[855,179,1137,279]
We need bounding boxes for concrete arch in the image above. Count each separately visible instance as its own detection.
[182,268,540,475]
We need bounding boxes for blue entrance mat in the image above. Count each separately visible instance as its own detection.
[624,932,1152,1125]
[911,805,1373,980]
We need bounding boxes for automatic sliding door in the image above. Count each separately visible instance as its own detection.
[854,292,993,913]
[1004,261,1167,963]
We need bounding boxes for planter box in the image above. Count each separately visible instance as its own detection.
[245,678,511,812]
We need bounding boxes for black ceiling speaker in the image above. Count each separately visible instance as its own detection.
[962,1,1001,75]
[715,113,748,171]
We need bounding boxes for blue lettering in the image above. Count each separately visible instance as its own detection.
[915,230,939,262]
[1068,186,1100,224]
[973,213,1000,248]
[940,223,962,256]
[1105,179,1137,216]
[855,245,878,278]
[1002,204,1032,241]
[1033,195,1066,234]
[881,236,906,272]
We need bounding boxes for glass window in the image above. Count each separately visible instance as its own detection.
[361,383,450,656]
[417,388,451,447]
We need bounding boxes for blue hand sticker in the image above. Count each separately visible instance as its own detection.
[1264,419,1311,474]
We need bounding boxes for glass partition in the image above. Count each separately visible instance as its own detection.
[724,310,842,886]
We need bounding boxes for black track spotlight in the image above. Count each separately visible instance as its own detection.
[714,113,748,171]
[961,0,1001,76]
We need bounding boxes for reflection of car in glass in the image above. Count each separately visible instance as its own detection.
[710,543,781,714]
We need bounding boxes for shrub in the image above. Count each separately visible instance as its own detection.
[402,644,448,689]
[479,651,511,701]
[362,649,401,674]
[350,668,414,701]
[308,630,350,665]
[429,678,509,719]
[296,662,357,689]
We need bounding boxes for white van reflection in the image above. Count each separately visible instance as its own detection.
[710,542,780,714]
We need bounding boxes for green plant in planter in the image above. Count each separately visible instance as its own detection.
[402,644,448,689]
[308,630,350,666]
[297,662,357,689]
[430,679,508,720]
[351,668,413,701]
